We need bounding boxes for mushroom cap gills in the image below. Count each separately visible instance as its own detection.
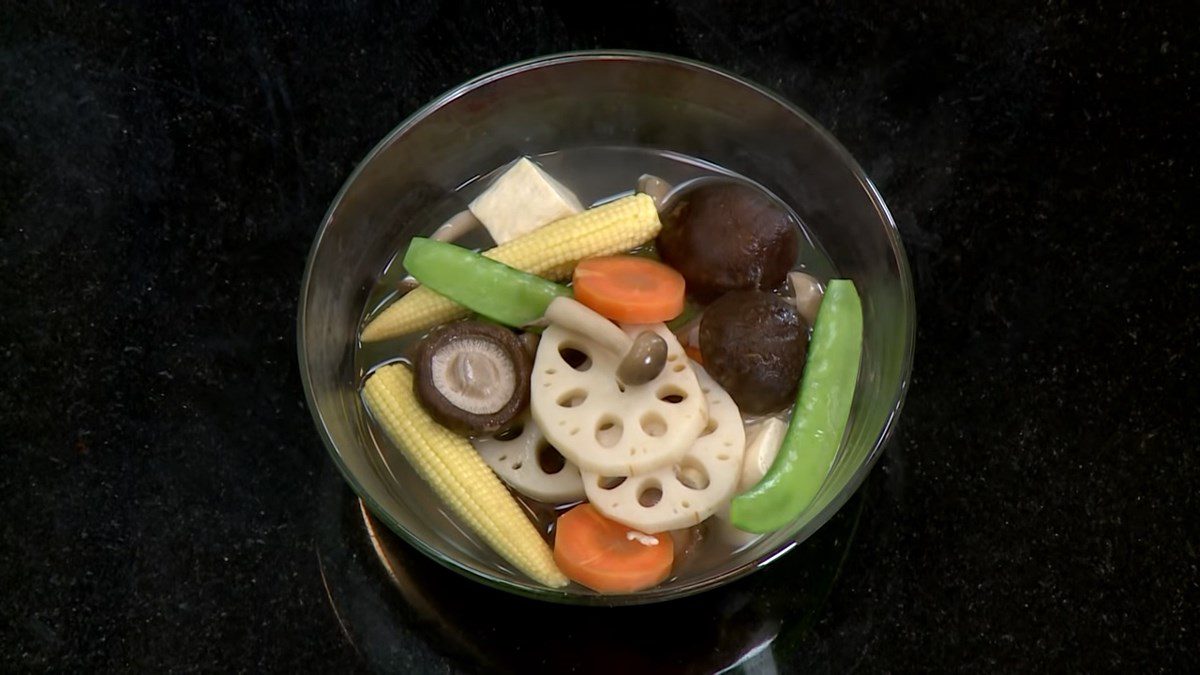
[429,338,517,414]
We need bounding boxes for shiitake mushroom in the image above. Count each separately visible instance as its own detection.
[699,290,809,415]
[413,321,532,434]
[656,181,799,302]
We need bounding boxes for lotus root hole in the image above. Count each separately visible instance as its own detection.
[537,444,566,475]
[675,460,710,490]
[657,386,687,404]
[557,389,588,408]
[597,476,626,490]
[640,412,668,437]
[638,484,663,508]
[558,346,592,371]
[595,417,623,448]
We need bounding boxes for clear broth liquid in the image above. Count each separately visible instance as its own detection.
[355,147,836,588]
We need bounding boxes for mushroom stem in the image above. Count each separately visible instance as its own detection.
[393,211,482,296]
[636,174,674,213]
[430,209,482,243]
[395,276,421,295]
[787,271,824,326]
[673,310,704,352]
[518,332,540,359]
[544,297,669,386]
[544,297,633,356]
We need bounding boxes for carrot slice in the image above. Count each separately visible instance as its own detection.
[572,256,686,323]
[553,503,674,593]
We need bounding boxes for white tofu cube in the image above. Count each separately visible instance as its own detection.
[468,158,584,245]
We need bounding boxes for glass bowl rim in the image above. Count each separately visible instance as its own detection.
[297,49,916,606]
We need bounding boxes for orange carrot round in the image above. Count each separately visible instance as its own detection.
[553,503,674,593]
[572,256,686,324]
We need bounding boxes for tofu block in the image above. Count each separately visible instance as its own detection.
[469,158,584,244]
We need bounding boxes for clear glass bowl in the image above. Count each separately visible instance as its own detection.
[298,51,915,605]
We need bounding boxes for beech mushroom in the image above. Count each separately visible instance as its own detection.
[636,174,673,212]
[529,322,707,476]
[544,297,667,386]
[787,271,824,326]
[616,331,669,386]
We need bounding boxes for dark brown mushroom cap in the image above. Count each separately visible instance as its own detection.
[656,181,799,302]
[699,290,809,415]
[413,321,532,434]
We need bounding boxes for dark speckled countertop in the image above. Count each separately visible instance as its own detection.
[2,2,1196,672]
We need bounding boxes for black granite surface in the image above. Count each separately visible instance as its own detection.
[2,2,1197,672]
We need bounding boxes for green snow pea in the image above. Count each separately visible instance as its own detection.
[729,279,863,533]
[403,237,570,328]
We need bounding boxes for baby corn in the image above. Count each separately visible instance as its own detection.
[362,363,568,587]
[361,193,661,341]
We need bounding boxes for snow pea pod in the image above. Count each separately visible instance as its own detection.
[729,279,863,533]
[403,238,570,328]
